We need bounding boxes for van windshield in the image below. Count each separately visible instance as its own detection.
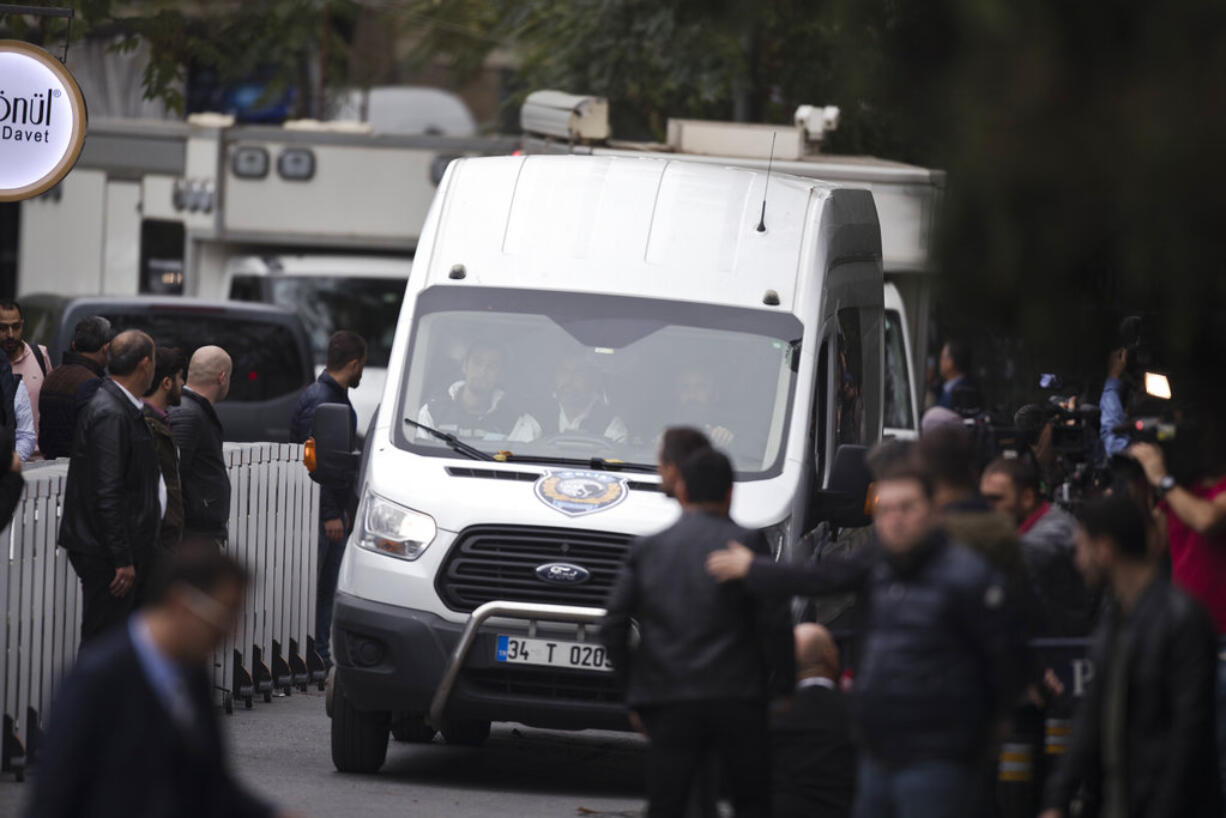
[229,275,406,368]
[395,287,803,477]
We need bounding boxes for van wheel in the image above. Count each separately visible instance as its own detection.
[391,716,436,743]
[330,678,390,773]
[442,719,491,747]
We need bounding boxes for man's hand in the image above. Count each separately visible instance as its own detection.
[9,452,19,474]
[1129,442,1167,486]
[706,425,735,448]
[1107,347,1128,381]
[324,518,345,544]
[109,565,136,597]
[706,540,755,582]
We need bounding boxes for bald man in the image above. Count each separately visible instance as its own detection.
[169,346,233,545]
[772,624,857,818]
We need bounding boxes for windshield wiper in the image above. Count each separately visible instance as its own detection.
[496,453,658,474]
[403,418,495,461]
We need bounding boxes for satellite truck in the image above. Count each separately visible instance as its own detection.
[306,92,937,772]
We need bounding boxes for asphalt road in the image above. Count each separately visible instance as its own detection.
[0,689,648,818]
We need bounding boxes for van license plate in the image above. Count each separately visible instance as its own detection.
[495,635,613,672]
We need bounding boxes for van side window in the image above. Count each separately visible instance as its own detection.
[835,308,864,446]
[812,339,830,485]
[884,310,914,430]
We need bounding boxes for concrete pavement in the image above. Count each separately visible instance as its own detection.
[0,689,647,817]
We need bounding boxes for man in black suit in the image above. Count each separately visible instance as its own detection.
[27,541,286,818]
[772,623,856,818]
[601,446,795,818]
[59,330,165,643]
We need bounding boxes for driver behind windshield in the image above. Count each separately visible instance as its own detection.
[549,353,628,443]
[417,340,538,442]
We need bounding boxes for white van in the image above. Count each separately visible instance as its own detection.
[313,154,901,772]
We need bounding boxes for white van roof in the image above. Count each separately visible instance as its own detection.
[223,254,412,279]
[426,155,871,313]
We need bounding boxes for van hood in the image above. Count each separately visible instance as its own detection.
[364,446,797,537]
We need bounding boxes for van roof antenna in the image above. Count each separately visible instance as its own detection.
[756,131,778,233]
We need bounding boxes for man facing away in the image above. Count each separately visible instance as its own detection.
[59,330,165,644]
[0,299,51,449]
[772,623,857,818]
[290,330,366,666]
[1041,493,1221,818]
[708,453,1021,818]
[170,346,232,545]
[39,315,112,459]
[27,541,291,818]
[144,347,186,549]
[601,447,795,818]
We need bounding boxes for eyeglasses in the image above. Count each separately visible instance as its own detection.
[181,585,240,631]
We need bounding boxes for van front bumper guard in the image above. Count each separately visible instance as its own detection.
[426,600,608,729]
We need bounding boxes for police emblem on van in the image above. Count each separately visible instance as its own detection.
[534,470,628,517]
[535,562,591,584]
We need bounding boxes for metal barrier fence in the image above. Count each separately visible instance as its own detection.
[0,443,321,780]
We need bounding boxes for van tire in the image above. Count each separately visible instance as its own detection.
[442,719,491,747]
[330,678,390,773]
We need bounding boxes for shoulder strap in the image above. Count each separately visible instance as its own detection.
[31,344,47,376]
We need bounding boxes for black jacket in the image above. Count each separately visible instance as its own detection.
[26,624,272,818]
[58,380,162,568]
[144,405,184,548]
[1043,579,1222,818]
[600,510,795,708]
[289,372,356,523]
[38,351,105,460]
[772,682,857,818]
[746,531,1022,765]
[169,389,230,538]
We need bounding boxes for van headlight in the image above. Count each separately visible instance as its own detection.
[357,492,437,561]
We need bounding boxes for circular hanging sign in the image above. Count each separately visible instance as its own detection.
[0,40,88,202]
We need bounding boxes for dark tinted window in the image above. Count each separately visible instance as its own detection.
[94,311,307,402]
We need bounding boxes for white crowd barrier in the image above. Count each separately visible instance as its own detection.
[0,442,320,780]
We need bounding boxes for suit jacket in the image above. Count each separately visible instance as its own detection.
[58,380,162,568]
[26,626,272,818]
[599,510,795,708]
[1043,578,1222,818]
[772,682,857,818]
[169,389,230,538]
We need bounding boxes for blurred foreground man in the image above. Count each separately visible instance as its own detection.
[601,447,794,818]
[27,542,288,818]
[772,624,856,818]
[1041,494,1221,818]
[171,346,232,545]
[59,331,164,644]
[708,452,1021,818]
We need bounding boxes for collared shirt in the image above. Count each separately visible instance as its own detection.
[557,396,628,442]
[114,380,168,516]
[13,380,35,461]
[797,676,837,691]
[129,615,198,731]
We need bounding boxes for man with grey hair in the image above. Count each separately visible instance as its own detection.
[170,346,233,545]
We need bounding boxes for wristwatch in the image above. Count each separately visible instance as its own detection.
[1155,474,1177,498]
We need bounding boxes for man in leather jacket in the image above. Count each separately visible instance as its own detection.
[59,331,164,644]
[170,346,232,545]
[601,447,794,818]
[1041,494,1222,818]
[708,454,1022,818]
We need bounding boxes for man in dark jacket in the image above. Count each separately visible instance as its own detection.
[601,447,795,818]
[26,541,283,818]
[59,330,164,644]
[170,346,232,545]
[38,315,112,459]
[708,456,1022,818]
[290,330,366,665]
[1040,494,1222,818]
[144,347,186,549]
[772,623,856,818]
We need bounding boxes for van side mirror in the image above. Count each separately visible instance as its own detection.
[307,403,358,487]
[815,444,873,529]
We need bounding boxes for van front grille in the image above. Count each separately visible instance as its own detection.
[436,525,633,612]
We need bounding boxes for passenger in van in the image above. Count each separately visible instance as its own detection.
[417,340,538,443]
[546,353,627,443]
[674,368,737,449]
